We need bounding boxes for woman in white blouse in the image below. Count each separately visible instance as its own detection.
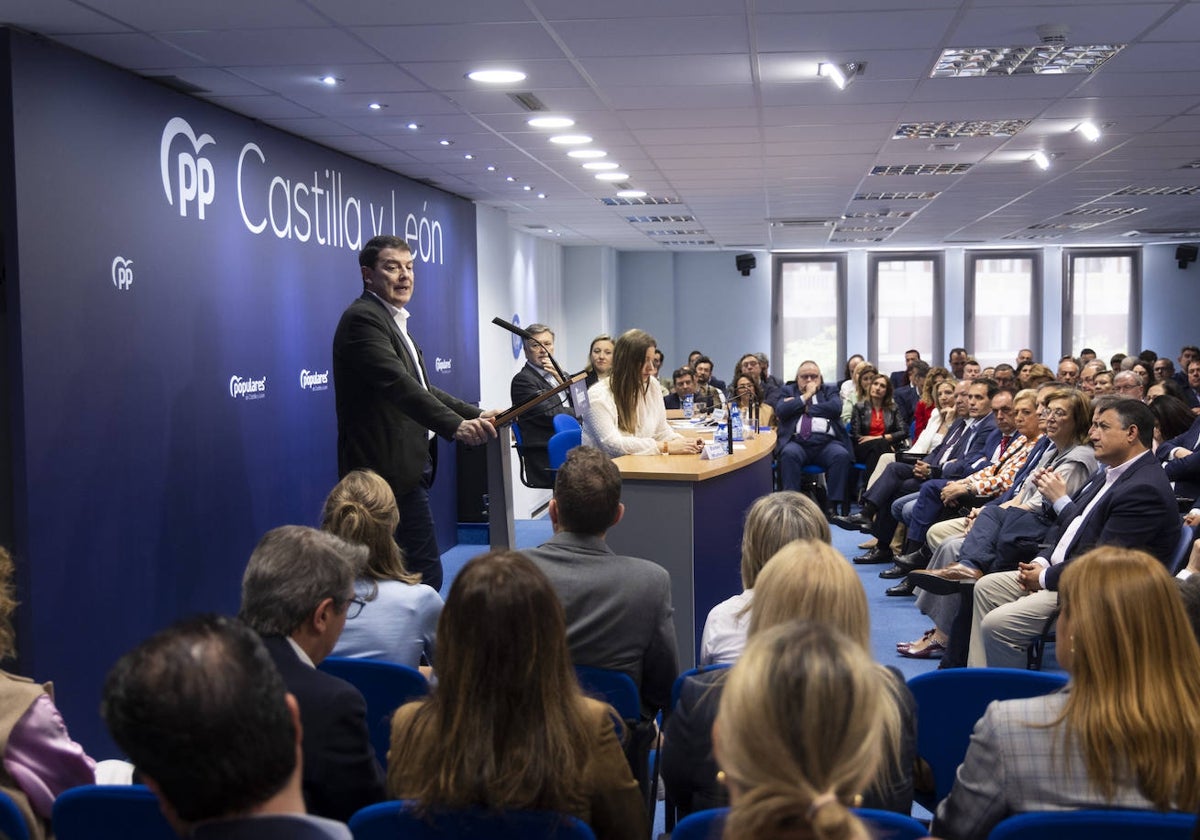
[582,329,703,457]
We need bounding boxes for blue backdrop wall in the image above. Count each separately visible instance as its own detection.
[0,30,479,756]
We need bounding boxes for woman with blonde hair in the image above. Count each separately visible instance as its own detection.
[582,328,703,457]
[839,362,878,424]
[323,469,442,668]
[714,621,898,840]
[698,492,831,666]
[913,365,952,438]
[583,333,615,388]
[935,546,1200,839]
[388,551,646,839]
[666,541,913,818]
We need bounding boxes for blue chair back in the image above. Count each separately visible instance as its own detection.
[988,808,1196,839]
[670,663,731,712]
[511,421,525,445]
[671,806,727,840]
[908,667,1067,802]
[318,656,429,768]
[52,785,174,840]
[547,428,582,471]
[1170,522,1197,574]
[573,665,640,720]
[553,414,582,435]
[349,800,597,839]
[854,807,929,839]
[0,789,30,840]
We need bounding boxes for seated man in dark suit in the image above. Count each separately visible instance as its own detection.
[894,359,928,429]
[890,349,921,389]
[1184,359,1200,413]
[523,446,678,716]
[692,355,725,404]
[238,526,385,822]
[970,398,1182,667]
[102,614,352,839]
[664,366,713,413]
[510,322,574,488]
[774,361,852,520]
[1158,412,1200,501]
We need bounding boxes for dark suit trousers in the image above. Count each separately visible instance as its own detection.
[396,458,442,592]
[864,461,922,545]
[779,436,852,503]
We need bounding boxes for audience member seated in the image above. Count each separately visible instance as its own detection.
[729,373,775,429]
[524,446,678,715]
[650,348,670,396]
[836,380,998,566]
[755,352,784,391]
[732,353,780,406]
[962,358,981,380]
[839,354,866,404]
[969,398,1182,668]
[902,388,1095,659]
[582,329,703,457]
[1157,411,1200,501]
[1112,369,1146,400]
[691,355,725,406]
[1057,356,1080,386]
[699,492,831,666]
[948,347,968,379]
[663,366,713,413]
[510,322,576,487]
[850,371,906,481]
[102,614,352,840]
[321,470,442,670]
[1184,359,1200,412]
[775,361,853,520]
[889,349,921,389]
[1023,363,1056,388]
[713,621,901,840]
[992,363,1017,393]
[912,366,952,439]
[934,547,1200,840]
[1151,395,1196,448]
[1091,370,1114,395]
[387,551,646,840]
[1077,360,1104,394]
[894,360,928,429]
[582,333,614,389]
[1153,357,1176,384]
[1130,359,1153,388]
[1147,377,1187,403]
[239,526,386,821]
[0,547,94,838]
[1016,348,1034,366]
[666,542,913,819]
[879,389,1037,592]
[840,362,879,424]
[1172,346,1199,390]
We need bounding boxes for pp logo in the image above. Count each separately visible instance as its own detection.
[111,256,133,290]
[160,117,215,219]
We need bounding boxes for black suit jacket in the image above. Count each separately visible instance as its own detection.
[1042,451,1182,590]
[332,293,480,495]
[510,363,573,448]
[1157,415,1200,498]
[261,636,385,822]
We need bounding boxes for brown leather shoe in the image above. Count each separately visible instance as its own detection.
[908,564,982,596]
[858,537,878,550]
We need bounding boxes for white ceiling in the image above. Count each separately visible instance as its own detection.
[6,0,1200,251]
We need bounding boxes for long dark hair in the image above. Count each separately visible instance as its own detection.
[611,329,657,434]
[387,551,593,811]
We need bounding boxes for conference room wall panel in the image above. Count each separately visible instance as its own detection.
[0,30,478,756]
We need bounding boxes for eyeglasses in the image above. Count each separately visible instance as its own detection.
[1045,408,1070,419]
[345,597,367,620]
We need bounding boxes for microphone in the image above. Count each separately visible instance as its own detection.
[492,316,573,408]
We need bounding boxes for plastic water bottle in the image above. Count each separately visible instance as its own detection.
[730,402,743,441]
[683,393,694,418]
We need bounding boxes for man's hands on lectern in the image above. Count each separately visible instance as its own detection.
[455,416,498,446]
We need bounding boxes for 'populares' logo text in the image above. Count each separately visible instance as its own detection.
[299,369,329,391]
[229,375,267,400]
[161,117,215,219]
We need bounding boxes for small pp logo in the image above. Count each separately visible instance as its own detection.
[160,117,215,219]
[111,257,133,290]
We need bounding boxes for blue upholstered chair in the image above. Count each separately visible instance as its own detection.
[52,784,174,840]
[988,808,1196,839]
[317,656,429,768]
[349,800,597,839]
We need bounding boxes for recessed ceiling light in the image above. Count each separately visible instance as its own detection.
[439,139,452,146]
[368,102,384,111]
[523,185,532,191]
[537,193,547,199]
[464,154,474,160]
[549,134,593,146]
[320,75,340,86]
[583,162,620,170]
[406,123,420,131]
[568,149,607,159]
[486,165,496,172]
[617,190,648,198]
[527,116,575,128]
[1076,121,1101,142]
[1031,151,1051,170]
[595,172,629,181]
[505,176,515,182]
[466,69,527,83]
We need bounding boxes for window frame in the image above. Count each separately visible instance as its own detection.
[964,249,1042,367]
[771,253,847,383]
[1062,247,1141,359]
[866,251,944,372]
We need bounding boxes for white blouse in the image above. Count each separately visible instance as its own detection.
[909,407,950,455]
[699,590,754,666]
[582,378,682,456]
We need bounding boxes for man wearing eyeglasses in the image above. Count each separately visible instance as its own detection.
[334,235,497,592]
[775,361,853,520]
[239,526,386,822]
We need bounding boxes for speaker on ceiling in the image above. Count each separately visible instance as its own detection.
[1176,244,1198,269]
[735,253,756,276]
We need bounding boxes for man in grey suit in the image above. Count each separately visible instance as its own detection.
[524,446,679,714]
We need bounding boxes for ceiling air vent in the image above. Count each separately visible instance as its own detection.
[625,215,696,223]
[1111,185,1200,197]
[768,218,836,228]
[602,196,681,206]
[871,163,972,176]
[508,92,547,112]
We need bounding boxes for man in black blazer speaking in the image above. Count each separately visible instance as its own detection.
[333,235,496,591]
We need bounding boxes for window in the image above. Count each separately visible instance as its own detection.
[1063,249,1140,360]
[966,251,1040,368]
[773,255,844,382]
[868,254,942,376]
